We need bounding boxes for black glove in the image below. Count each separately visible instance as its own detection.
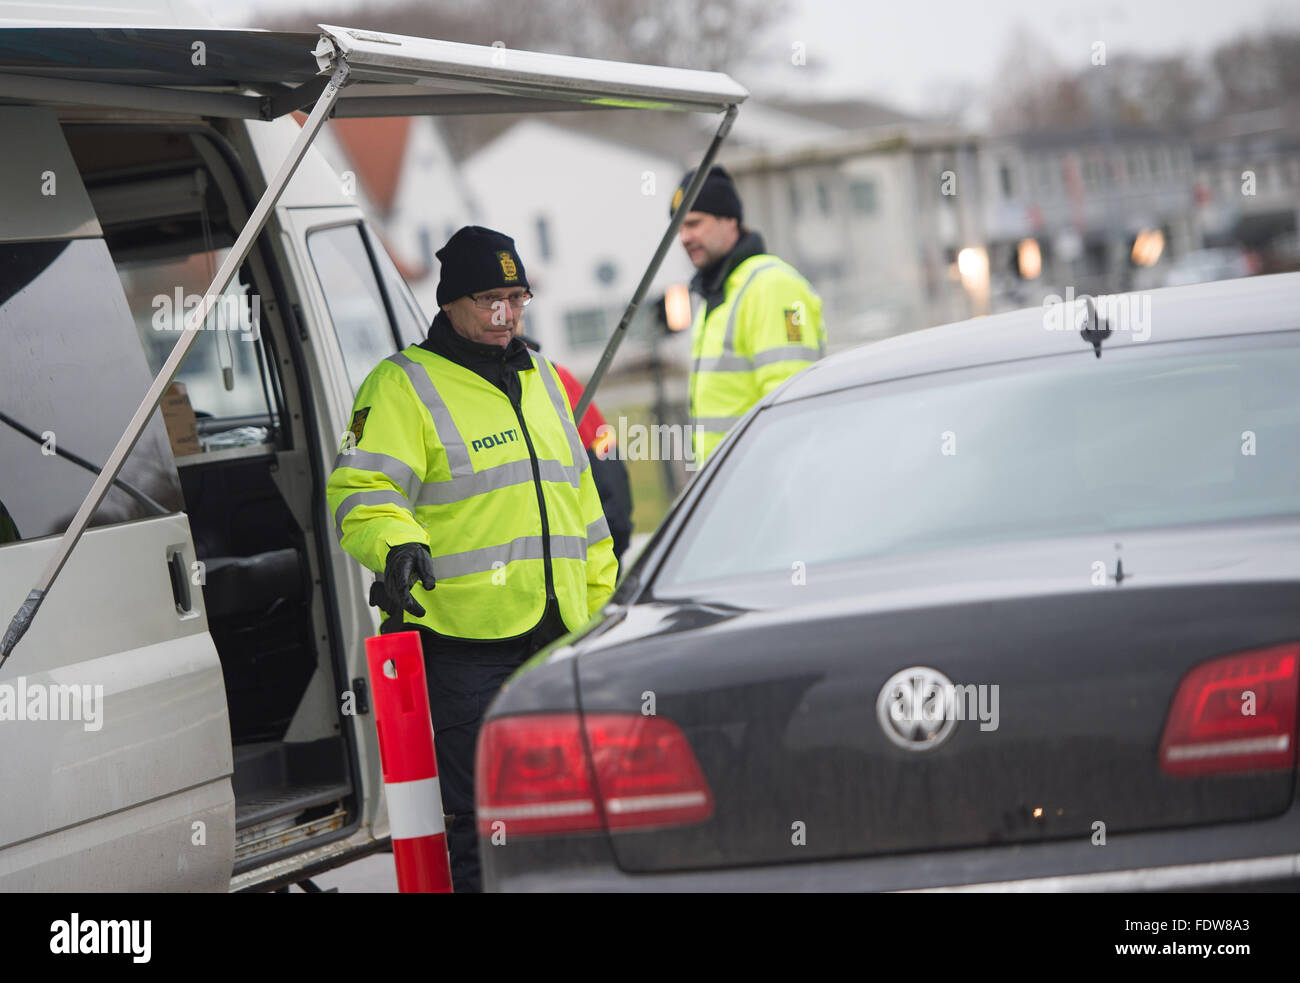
[383,543,436,619]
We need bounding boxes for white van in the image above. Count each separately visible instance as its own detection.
[0,1,744,891]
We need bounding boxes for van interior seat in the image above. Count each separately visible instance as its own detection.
[179,457,317,745]
[201,548,303,621]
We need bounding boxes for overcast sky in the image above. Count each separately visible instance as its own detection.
[215,0,1298,117]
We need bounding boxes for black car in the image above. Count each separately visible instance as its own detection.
[476,274,1300,891]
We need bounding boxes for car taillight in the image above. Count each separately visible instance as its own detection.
[476,712,713,837]
[1159,642,1299,777]
[584,713,714,830]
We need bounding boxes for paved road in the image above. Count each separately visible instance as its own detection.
[299,851,398,893]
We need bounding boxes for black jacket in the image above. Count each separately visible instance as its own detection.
[419,310,535,400]
[690,229,767,317]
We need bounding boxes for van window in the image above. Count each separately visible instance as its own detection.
[120,247,278,427]
[308,224,422,394]
[366,226,429,349]
[0,238,184,545]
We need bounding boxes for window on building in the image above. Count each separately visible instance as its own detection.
[1152,147,1168,180]
[1129,150,1147,184]
[788,181,801,218]
[999,163,1014,199]
[849,179,878,214]
[816,179,832,216]
[536,215,552,262]
[565,307,607,349]
[1037,156,1057,196]
[418,226,433,271]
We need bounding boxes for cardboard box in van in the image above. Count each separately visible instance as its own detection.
[161,382,200,458]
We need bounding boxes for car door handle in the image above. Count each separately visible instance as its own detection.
[167,549,193,614]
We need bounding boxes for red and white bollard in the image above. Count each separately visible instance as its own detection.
[366,631,454,893]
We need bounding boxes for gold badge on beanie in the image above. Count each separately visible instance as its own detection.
[497,251,518,281]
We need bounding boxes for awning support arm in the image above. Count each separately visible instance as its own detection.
[573,103,737,423]
[260,75,332,120]
[0,61,352,667]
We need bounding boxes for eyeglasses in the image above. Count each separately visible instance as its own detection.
[470,291,532,311]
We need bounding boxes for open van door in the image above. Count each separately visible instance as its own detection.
[0,107,235,891]
[0,17,745,891]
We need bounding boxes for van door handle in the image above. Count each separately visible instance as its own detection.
[167,549,192,614]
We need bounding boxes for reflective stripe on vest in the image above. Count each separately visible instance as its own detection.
[533,349,590,478]
[386,350,586,509]
[370,347,596,639]
[692,261,779,375]
[433,533,589,580]
[690,262,777,435]
[586,514,610,545]
[689,261,777,436]
[694,414,745,434]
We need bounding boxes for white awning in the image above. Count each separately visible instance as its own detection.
[0,22,742,660]
[0,25,748,119]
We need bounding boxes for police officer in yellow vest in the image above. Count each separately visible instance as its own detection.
[673,166,827,462]
[326,226,617,892]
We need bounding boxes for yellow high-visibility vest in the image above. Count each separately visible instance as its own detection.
[327,345,617,640]
[689,253,826,462]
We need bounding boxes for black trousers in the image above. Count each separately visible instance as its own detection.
[381,599,570,893]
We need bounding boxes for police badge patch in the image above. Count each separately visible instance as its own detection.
[347,407,370,446]
[784,308,802,343]
[672,187,685,213]
[497,251,518,281]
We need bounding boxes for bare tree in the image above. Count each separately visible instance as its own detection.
[1107,54,1205,127]
[1210,33,1300,114]
[251,0,788,73]
[989,24,1300,132]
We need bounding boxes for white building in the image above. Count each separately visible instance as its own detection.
[459,116,700,381]
[977,125,1200,306]
[1192,103,1300,259]
[720,100,988,343]
[310,115,477,320]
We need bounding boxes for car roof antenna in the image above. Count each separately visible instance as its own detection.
[1079,294,1111,358]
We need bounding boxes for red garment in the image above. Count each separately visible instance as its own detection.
[553,362,610,450]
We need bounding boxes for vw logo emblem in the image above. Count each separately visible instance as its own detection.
[876,667,957,751]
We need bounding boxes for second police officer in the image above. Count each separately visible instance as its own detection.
[673,166,828,463]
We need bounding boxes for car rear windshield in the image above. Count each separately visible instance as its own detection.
[656,333,1300,589]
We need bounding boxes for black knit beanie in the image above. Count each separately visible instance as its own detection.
[670,165,743,222]
[436,226,529,306]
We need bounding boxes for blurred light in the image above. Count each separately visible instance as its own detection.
[592,428,615,458]
[956,247,989,289]
[664,283,692,332]
[1017,238,1042,279]
[1032,807,1044,819]
[1131,228,1165,267]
